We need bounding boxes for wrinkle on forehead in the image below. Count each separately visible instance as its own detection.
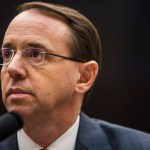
[5,22,57,38]
[5,9,70,41]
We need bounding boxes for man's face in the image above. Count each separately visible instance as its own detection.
[1,10,81,120]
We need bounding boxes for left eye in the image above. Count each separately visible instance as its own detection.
[31,49,42,58]
[24,48,43,58]
[24,48,44,64]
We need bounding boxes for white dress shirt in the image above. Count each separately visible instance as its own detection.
[17,116,80,150]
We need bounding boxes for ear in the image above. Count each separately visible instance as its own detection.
[75,61,99,93]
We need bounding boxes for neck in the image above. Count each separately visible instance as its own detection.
[23,103,81,148]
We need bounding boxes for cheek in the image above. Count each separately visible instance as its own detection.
[35,66,78,105]
[52,67,78,98]
[1,69,8,100]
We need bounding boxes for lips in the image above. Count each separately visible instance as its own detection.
[6,88,31,97]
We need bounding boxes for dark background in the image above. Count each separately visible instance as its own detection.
[0,0,150,133]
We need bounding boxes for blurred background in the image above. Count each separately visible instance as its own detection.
[0,0,150,133]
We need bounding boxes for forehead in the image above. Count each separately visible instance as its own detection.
[4,9,70,42]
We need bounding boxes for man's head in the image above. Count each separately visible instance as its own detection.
[1,2,101,121]
[18,2,102,64]
[18,2,102,102]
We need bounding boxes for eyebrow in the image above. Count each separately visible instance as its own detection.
[27,43,57,55]
[2,42,55,53]
[2,42,13,48]
[26,43,52,51]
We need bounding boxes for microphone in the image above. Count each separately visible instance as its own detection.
[0,111,24,141]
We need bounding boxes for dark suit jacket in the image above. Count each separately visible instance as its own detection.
[0,112,150,150]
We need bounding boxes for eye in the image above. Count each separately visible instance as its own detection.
[2,48,13,59]
[31,49,43,58]
[24,48,44,64]
[24,48,43,58]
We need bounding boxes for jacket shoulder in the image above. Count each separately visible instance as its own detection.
[93,118,150,150]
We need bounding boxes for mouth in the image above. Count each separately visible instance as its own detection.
[6,88,32,98]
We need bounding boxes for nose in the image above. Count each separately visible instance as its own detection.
[7,53,27,79]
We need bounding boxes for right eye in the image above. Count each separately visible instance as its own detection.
[2,48,13,59]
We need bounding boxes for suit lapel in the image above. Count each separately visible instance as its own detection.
[75,112,112,150]
[0,113,113,150]
[0,133,19,150]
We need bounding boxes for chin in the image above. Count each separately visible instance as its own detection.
[7,106,28,117]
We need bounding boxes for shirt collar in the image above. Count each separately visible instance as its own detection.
[17,116,80,150]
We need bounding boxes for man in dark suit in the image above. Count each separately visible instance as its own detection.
[0,1,150,150]
[0,112,150,150]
